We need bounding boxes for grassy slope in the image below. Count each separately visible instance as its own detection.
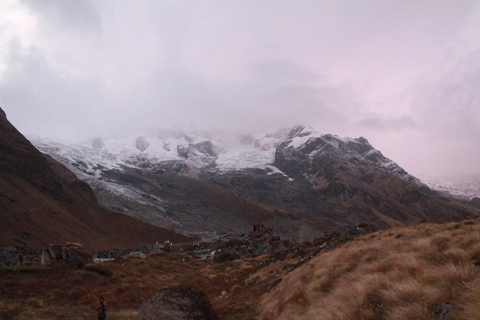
[260,218,480,320]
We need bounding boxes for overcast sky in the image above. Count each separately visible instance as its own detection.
[1,0,479,177]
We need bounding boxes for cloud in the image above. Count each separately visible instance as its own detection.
[356,115,416,131]
[410,49,480,143]
[1,0,480,176]
[0,39,108,139]
[21,0,101,32]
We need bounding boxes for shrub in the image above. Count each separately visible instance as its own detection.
[67,287,89,301]
[84,263,113,277]
[26,297,45,308]
[0,301,21,320]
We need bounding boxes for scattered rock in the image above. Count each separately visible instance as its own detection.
[213,251,240,263]
[0,254,22,267]
[177,145,190,159]
[244,276,259,286]
[205,226,373,264]
[0,247,46,267]
[193,141,219,158]
[474,257,480,266]
[3,246,17,255]
[47,245,64,261]
[138,287,219,320]
[137,242,151,254]
[345,223,376,240]
[91,138,104,149]
[127,251,146,259]
[47,244,93,268]
[136,137,150,152]
[63,247,93,269]
[434,302,452,319]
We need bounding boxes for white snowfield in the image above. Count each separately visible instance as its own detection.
[419,174,480,200]
[29,125,314,175]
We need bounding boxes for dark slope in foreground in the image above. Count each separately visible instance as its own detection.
[0,108,193,250]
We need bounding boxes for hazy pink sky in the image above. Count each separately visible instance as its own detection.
[1,0,480,177]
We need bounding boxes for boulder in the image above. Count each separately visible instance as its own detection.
[62,247,93,268]
[193,141,219,158]
[214,251,240,263]
[177,145,190,158]
[138,287,218,320]
[128,251,146,259]
[47,244,93,268]
[434,302,453,319]
[137,242,151,254]
[3,246,17,255]
[91,138,105,149]
[0,254,22,267]
[136,137,150,152]
[47,245,64,260]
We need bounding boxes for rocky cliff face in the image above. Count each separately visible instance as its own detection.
[29,125,478,241]
[0,108,193,249]
[272,130,473,229]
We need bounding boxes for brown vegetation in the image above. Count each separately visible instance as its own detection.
[3,218,480,319]
[0,246,304,319]
[260,218,480,320]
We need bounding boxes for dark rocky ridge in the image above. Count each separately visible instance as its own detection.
[271,132,474,229]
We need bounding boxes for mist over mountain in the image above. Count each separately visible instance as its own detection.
[2,1,480,179]
[420,174,480,201]
[30,124,478,241]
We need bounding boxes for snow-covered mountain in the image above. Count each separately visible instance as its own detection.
[420,174,480,200]
[29,125,478,241]
[30,125,416,181]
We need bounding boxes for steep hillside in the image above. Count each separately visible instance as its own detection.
[0,108,193,250]
[259,218,480,320]
[31,125,478,241]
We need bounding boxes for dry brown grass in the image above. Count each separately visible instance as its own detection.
[83,263,114,277]
[260,219,480,320]
[0,250,299,320]
[3,218,480,319]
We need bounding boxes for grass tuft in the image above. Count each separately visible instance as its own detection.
[259,219,480,320]
[84,263,114,277]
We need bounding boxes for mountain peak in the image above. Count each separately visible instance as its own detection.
[27,123,477,242]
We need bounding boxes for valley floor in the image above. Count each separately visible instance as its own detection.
[3,218,480,320]
[0,242,305,320]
